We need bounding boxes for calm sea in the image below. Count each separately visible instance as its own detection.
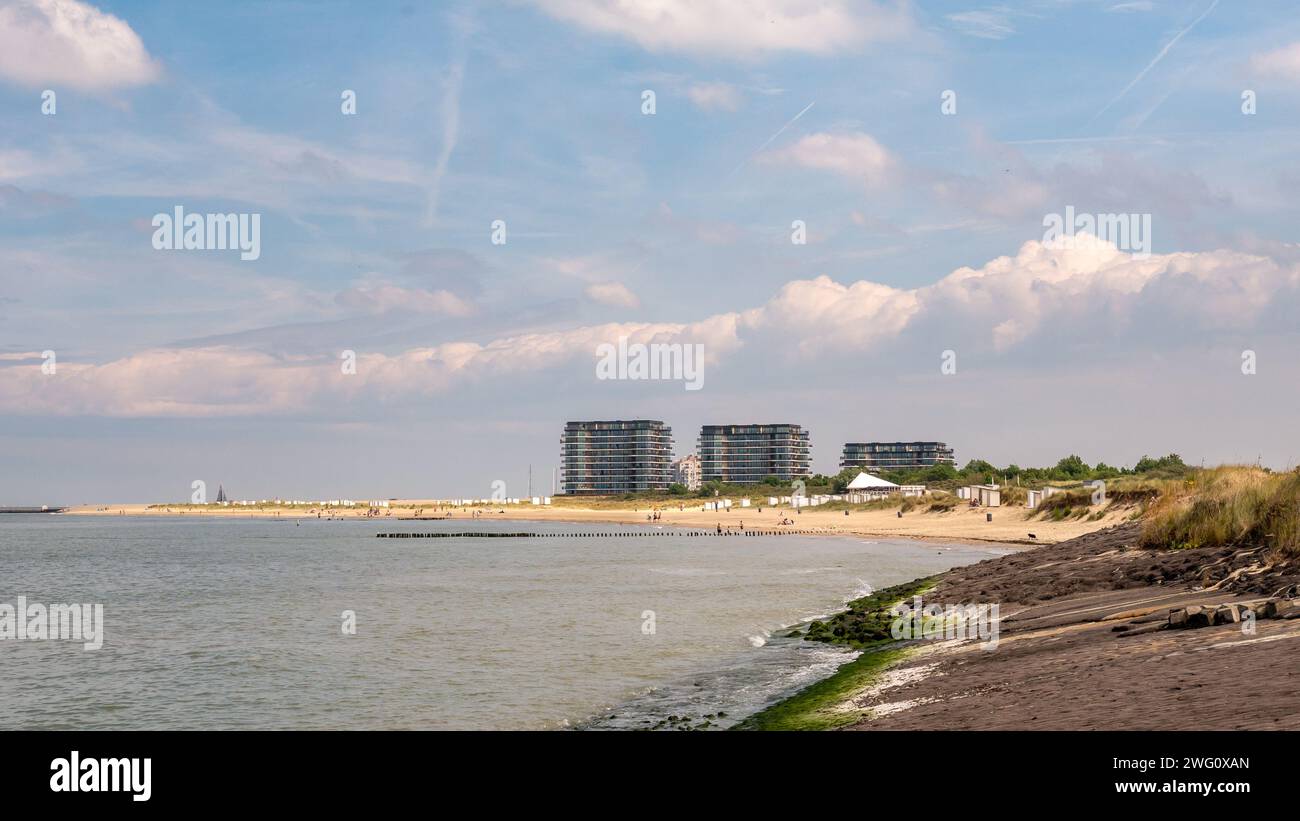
[0,515,1006,730]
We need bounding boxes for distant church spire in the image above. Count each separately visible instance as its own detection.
[216,484,227,503]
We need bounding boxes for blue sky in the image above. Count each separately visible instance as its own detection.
[3,0,1300,503]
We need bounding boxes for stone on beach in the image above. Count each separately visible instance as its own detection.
[1251,599,1278,619]
[1212,603,1245,625]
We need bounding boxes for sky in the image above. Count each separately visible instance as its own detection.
[2,0,1300,504]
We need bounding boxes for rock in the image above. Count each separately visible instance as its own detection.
[1275,599,1300,619]
[1168,607,1190,628]
[1251,599,1278,619]
[1179,605,1213,629]
[1213,603,1245,625]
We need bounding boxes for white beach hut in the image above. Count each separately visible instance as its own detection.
[975,485,1002,507]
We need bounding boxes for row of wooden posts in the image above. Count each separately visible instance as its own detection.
[376,530,819,539]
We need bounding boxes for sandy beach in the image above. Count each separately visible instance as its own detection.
[63,498,1128,547]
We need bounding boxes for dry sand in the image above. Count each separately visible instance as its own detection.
[63,498,1128,546]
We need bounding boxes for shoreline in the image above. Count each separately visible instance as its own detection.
[738,522,1300,731]
[29,503,1293,730]
[59,498,1130,548]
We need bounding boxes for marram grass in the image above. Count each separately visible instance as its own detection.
[1140,467,1300,559]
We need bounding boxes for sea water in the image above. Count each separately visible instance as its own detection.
[0,515,1006,730]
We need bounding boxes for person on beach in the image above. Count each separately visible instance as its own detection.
[717,523,722,534]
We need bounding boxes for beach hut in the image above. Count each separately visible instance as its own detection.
[974,485,1001,507]
[1026,489,1042,509]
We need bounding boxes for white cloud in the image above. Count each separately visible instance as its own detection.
[1107,2,1153,12]
[760,132,896,188]
[742,276,920,356]
[0,0,161,91]
[687,81,742,111]
[743,234,1295,357]
[0,318,743,417]
[585,281,640,309]
[5,235,1295,417]
[530,0,911,59]
[1251,41,1300,80]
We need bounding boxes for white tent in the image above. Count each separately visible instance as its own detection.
[845,472,898,490]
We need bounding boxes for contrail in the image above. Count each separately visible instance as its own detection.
[727,100,815,179]
[1088,0,1219,126]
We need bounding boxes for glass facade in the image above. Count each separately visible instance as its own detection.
[697,424,811,484]
[560,420,674,495]
[840,441,955,473]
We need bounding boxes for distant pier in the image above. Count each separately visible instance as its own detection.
[0,506,66,513]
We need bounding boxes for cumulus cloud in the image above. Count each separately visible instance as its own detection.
[1251,41,1300,80]
[742,276,919,356]
[0,0,161,91]
[687,81,742,111]
[760,132,897,188]
[746,234,1297,357]
[5,235,1296,417]
[530,0,911,59]
[584,281,640,309]
[0,318,743,417]
[917,233,1293,350]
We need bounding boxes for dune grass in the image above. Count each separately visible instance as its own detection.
[1030,476,1168,520]
[1140,467,1300,559]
